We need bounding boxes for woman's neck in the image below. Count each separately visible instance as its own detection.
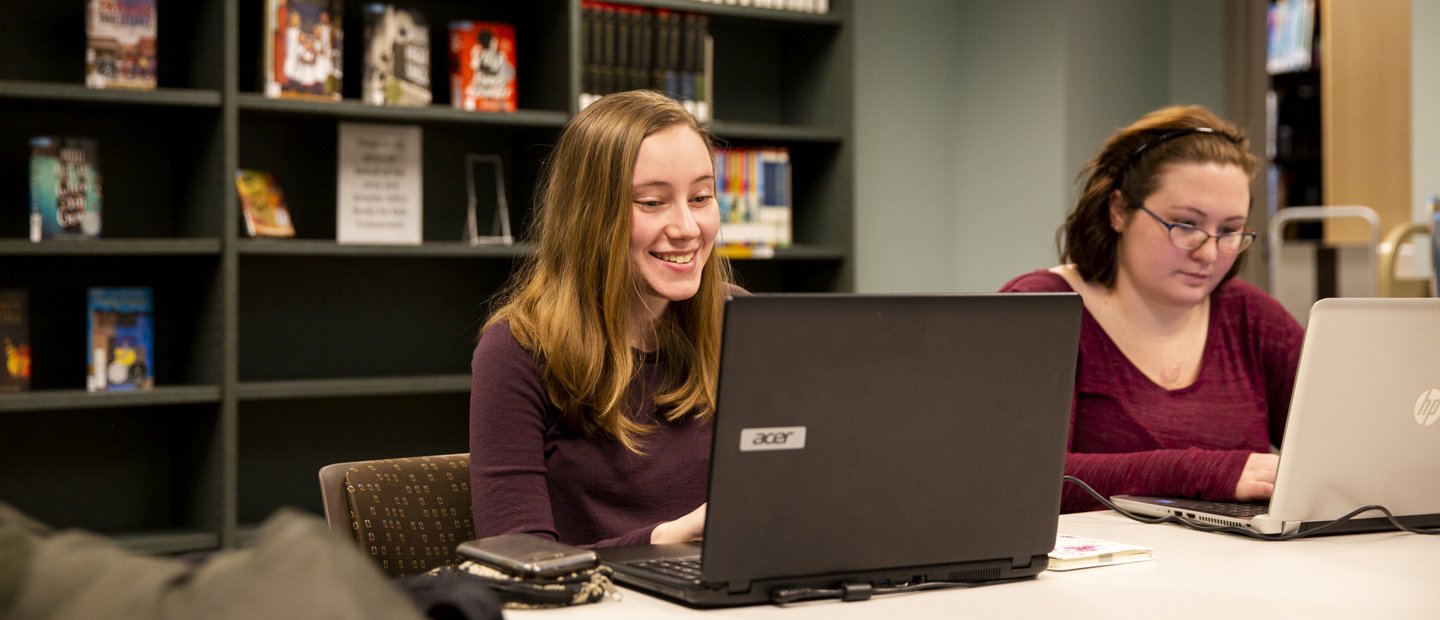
[628,296,668,352]
[1108,273,1208,337]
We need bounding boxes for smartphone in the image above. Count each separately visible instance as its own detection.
[458,533,599,578]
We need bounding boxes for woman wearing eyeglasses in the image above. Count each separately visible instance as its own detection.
[1001,105,1304,513]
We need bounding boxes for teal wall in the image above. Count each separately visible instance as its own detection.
[854,0,1228,293]
[1415,0,1440,220]
[852,0,966,292]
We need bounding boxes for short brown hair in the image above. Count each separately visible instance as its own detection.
[1060,105,1259,288]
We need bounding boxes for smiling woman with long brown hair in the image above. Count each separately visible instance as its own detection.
[470,90,735,548]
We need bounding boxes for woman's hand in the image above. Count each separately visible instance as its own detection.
[1235,452,1279,502]
[650,503,706,544]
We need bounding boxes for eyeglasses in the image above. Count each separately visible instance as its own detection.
[1135,205,1256,254]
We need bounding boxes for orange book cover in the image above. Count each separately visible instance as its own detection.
[0,289,29,393]
[450,20,517,112]
[234,170,296,238]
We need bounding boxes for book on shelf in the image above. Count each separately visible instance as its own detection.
[678,12,711,122]
[0,289,31,394]
[29,137,102,242]
[234,169,296,238]
[85,0,158,90]
[264,0,343,101]
[688,0,829,13]
[1266,0,1316,75]
[336,122,423,245]
[1047,534,1155,572]
[580,3,710,121]
[449,20,517,112]
[87,287,154,393]
[716,146,791,249]
[362,3,431,107]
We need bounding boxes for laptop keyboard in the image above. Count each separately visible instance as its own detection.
[621,556,704,585]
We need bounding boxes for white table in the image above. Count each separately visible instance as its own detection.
[512,510,1440,618]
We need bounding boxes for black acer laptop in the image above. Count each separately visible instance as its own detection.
[598,293,1082,607]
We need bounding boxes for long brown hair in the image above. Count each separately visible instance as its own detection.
[1060,105,1259,288]
[484,90,734,453]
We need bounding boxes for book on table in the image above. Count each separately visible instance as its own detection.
[1047,534,1155,571]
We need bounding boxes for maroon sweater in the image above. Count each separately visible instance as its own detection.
[469,321,711,548]
[1001,270,1304,512]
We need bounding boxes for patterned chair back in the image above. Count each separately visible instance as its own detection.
[318,453,475,577]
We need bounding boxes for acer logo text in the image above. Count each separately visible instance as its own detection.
[752,432,794,445]
[739,426,807,452]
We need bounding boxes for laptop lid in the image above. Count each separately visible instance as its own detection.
[668,293,1078,601]
[1114,297,1440,535]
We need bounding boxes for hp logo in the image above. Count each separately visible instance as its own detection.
[1416,389,1440,427]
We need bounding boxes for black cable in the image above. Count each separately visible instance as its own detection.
[770,576,1030,605]
[1063,475,1440,540]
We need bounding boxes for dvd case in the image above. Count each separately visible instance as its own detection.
[87,287,154,392]
[30,137,102,241]
[449,20,517,112]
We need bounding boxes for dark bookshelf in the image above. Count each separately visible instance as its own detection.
[1266,1,1321,241]
[1270,68,1322,215]
[0,0,853,552]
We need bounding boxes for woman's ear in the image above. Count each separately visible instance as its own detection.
[1108,190,1128,232]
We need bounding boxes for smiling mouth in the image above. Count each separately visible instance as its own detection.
[653,252,695,265]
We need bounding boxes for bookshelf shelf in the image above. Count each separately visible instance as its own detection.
[235,94,569,128]
[709,120,845,143]
[236,375,472,401]
[231,239,843,262]
[235,239,534,259]
[720,244,847,261]
[1,0,851,550]
[621,0,842,25]
[0,386,222,413]
[0,239,223,256]
[0,81,223,107]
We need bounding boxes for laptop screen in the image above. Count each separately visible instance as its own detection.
[700,293,1081,591]
[1265,297,1440,525]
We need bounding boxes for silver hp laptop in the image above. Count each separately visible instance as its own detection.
[599,293,1082,607]
[1113,297,1440,536]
